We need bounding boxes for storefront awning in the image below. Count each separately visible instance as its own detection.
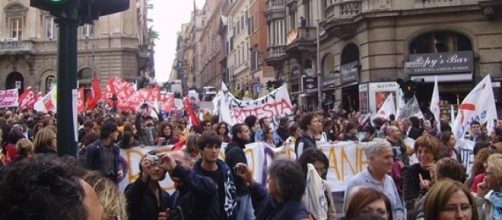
[410,73,472,82]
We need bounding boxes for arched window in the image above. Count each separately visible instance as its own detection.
[4,3,27,40]
[78,68,93,86]
[6,72,24,93]
[341,43,359,65]
[45,75,56,93]
[410,31,472,54]
[323,53,335,80]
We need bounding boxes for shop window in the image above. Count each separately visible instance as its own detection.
[323,53,335,80]
[341,43,360,65]
[410,31,472,54]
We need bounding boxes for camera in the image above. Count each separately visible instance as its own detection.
[145,154,160,165]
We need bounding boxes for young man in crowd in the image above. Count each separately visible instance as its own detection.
[225,123,254,220]
[84,120,123,183]
[295,112,322,157]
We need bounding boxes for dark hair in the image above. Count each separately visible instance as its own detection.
[470,120,480,126]
[231,123,245,139]
[268,159,305,201]
[244,115,257,128]
[409,116,420,128]
[197,131,222,150]
[0,154,88,220]
[83,120,94,128]
[493,126,502,143]
[435,157,466,182]
[279,116,289,127]
[439,131,453,146]
[82,131,99,147]
[363,125,376,135]
[157,121,173,139]
[258,117,268,128]
[299,112,317,131]
[289,124,299,134]
[297,148,329,179]
[119,131,135,149]
[200,120,212,127]
[345,122,356,133]
[217,122,229,136]
[345,187,393,220]
[100,120,118,139]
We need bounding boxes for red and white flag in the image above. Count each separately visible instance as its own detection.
[184,97,200,127]
[34,86,57,113]
[429,76,441,132]
[375,93,396,120]
[162,94,175,112]
[77,87,85,113]
[452,75,498,140]
[18,87,36,110]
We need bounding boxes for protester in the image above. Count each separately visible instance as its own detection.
[296,112,321,157]
[341,122,358,141]
[156,121,174,146]
[297,148,337,220]
[401,118,421,139]
[84,171,128,220]
[490,127,502,153]
[0,154,104,220]
[423,179,478,220]
[194,131,237,219]
[475,153,502,220]
[14,138,34,161]
[439,131,461,161]
[244,115,258,143]
[235,159,312,220]
[403,134,441,210]
[276,116,290,145]
[33,126,57,155]
[125,153,170,220]
[344,140,405,220]
[345,187,393,220]
[467,148,496,192]
[216,122,231,143]
[255,116,271,142]
[468,121,482,141]
[84,120,123,183]
[224,123,254,220]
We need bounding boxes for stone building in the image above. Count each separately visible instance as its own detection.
[0,0,154,97]
[199,0,224,89]
[266,0,502,115]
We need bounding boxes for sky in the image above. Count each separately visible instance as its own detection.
[150,0,206,83]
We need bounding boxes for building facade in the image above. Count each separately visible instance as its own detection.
[199,0,224,89]
[0,0,155,96]
[265,0,502,115]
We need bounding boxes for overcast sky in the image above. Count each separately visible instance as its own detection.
[150,0,206,83]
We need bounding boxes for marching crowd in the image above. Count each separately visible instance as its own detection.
[0,104,501,220]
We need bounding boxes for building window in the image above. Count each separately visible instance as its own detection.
[45,75,56,93]
[341,43,360,65]
[410,31,472,54]
[9,18,22,40]
[82,24,94,38]
[44,16,56,40]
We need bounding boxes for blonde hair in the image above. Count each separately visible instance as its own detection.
[33,127,56,152]
[84,171,128,220]
[486,153,502,191]
[15,138,34,158]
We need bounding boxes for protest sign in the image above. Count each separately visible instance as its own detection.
[117,141,372,193]
[0,89,19,108]
[216,83,294,126]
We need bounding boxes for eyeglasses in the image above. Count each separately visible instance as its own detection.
[441,204,472,213]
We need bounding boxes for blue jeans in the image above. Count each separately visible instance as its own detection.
[236,194,255,220]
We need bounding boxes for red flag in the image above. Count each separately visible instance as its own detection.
[86,74,101,109]
[183,97,200,127]
[163,95,175,112]
[19,87,36,110]
[77,87,85,113]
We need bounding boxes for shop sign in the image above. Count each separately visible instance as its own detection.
[368,82,400,113]
[302,76,318,92]
[406,51,474,75]
[341,61,360,84]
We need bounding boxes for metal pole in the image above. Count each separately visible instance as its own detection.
[56,8,79,156]
[316,0,323,110]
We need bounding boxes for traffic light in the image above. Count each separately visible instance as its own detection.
[30,0,80,16]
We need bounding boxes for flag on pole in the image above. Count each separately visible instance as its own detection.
[34,86,57,113]
[18,87,36,110]
[77,87,85,113]
[452,75,498,140]
[184,97,200,127]
[86,74,101,109]
[396,89,405,119]
[375,93,396,120]
[429,76,441,132]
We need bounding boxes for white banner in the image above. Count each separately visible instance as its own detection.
[452,75,498,140]
[117,142,371,193]
[0,89,19,108]
[34,86,57,113]
[216,83,294,126]
[430,75,441,131]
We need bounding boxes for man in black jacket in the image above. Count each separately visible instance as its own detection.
[225,123,254,220]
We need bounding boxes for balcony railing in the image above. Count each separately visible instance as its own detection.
[423,0,461,8]
[324,0,362,20]
[0,40,35,54]
[267,0,285,8]
[267,45,286,58]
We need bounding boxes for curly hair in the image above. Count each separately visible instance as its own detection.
[157,121,173,139]
[299,112,318,131]
[84,171,128,220]
[268,159,306,201]
[0,154,88,220]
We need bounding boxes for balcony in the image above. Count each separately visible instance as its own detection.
[264,45,287,69]
[419,0,462,8]
[284,27,316,56]
[265,0,286,22]
[0,40,36,55]
[322,0,361,39]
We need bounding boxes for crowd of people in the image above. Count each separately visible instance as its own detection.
[0,104,501,220]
